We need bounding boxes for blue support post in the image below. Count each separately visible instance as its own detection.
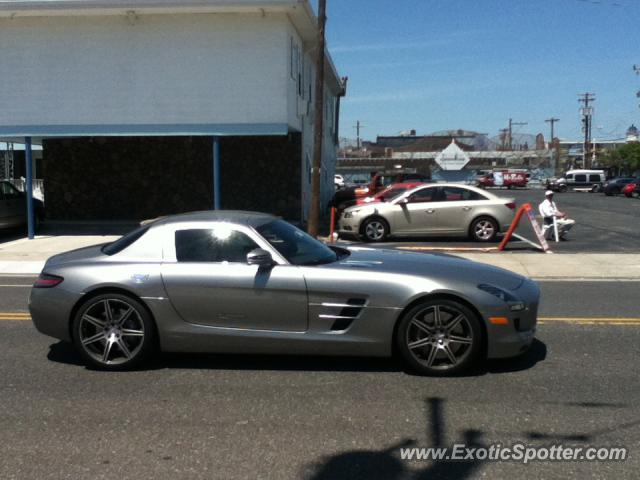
[24,137,35,239]
[213,136,221,210]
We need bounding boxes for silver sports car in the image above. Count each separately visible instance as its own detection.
[338,183,516,242]
[30,211,539,375]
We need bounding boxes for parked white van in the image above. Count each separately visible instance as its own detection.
[552,169,606,192]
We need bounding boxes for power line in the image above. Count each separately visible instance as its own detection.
[508,118,527,150]
[545,118,560,147]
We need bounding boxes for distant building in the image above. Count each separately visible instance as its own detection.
[337,129,551,180]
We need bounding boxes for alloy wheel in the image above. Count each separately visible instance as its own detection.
[78,298,145,366]
[405,304,474,371]
[364,220,386,241]
[474,220,495,241]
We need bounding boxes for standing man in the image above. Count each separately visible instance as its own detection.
[539,190,575,240]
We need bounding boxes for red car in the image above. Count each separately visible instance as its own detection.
[355,182,426,206]
[622,182,638,198]
[477,170,528,189]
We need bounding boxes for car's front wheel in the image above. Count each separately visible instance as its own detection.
[361,217,389,242]
[470,216,498,242]
[72,293,156,370]
[396,299,484,376]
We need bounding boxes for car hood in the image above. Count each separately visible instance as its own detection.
[327,247,525,290]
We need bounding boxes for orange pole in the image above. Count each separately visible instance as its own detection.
[329,207,336,243]
[498,203,529,251]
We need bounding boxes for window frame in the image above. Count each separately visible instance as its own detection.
[399,186,439,204]
[440,186,487,202]
[162,221,288,265]
[174,228,263,264]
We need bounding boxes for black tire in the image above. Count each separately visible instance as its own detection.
[361,217,389,242]
[396,298,484,376]
[470,216,498,242]
[72,293,157,370]
[558,184,568,193]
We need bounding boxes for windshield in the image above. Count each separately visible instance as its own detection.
[256,220,341,266]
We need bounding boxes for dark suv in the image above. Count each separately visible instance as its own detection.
[602,177,638,196]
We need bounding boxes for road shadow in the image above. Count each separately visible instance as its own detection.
[46,341,403,373]
[47,338,546,376]
[303,397,488,480]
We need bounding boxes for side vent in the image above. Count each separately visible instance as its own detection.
[320,298,367,331]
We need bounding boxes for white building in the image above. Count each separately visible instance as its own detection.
[0,0,345,222]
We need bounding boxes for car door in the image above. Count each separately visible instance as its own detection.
[390,186,443,235]
[160,223,308,332]
[0,182,25,227]
[436,186,486,234]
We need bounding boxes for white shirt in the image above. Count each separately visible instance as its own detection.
[539,198,558,218]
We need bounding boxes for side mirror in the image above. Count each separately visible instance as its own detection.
[399,197,409,205]
[247,248,274,267]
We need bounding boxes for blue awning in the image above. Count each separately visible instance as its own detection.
[0,123,290,140]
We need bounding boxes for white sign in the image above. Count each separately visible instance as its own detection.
[434,140,470,171]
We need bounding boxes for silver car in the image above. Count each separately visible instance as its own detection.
[30,211,538,375]
[339,183,516,242]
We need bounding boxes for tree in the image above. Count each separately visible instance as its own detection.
[601,143,640,174]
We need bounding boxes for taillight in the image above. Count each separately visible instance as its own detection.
[505,202,516,210]
[33,273,64,288]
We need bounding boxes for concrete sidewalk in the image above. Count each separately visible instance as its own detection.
[0,235,639,280]
[0,235,118,275]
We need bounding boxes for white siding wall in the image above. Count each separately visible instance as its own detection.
[0,12,290,127]
[296,45,339,220]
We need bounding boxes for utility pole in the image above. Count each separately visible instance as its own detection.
[578,93,595,169]
[545,118,559,172]
[307,0,327,237]
[354,121,365,150]
[634,65,640,108]
[508,118,527,150]
[498,129,509,150]
[545,118,559,147]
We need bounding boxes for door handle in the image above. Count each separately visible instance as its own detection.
[426,209,435,214]
[462,206,472,211]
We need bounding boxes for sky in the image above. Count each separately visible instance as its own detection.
[315,0,640,142]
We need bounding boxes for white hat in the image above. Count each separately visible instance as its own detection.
[545,190,554,196]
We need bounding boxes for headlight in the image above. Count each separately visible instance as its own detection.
[477,284,525,311]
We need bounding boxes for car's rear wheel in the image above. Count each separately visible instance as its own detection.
[396,299,483,376]
[470,216,498,242]
[361,217,389,242]
[72,293,156,370]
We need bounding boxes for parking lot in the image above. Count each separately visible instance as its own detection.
[340,188,640,254]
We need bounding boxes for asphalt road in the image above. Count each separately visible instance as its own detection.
[339,188,640,253]
[0,278,638,479]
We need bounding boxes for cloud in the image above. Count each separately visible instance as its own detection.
[330,30,487,54]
